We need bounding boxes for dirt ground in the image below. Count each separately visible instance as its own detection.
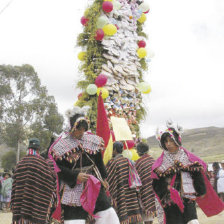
[0,208,223,224]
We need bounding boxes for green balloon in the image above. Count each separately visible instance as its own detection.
[96,16,109,29]
[86,84,97,95]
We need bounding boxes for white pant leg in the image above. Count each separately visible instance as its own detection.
[95,207,120,224]
[187,219,200,224]
[64,220,86,224]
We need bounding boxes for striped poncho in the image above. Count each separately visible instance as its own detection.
[106,155,142,224]
[11,155,57,224]
[135,154,156,217]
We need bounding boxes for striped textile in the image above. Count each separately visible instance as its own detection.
[135,154,156,217]
[11,155,57,224]
[106,155,142,224]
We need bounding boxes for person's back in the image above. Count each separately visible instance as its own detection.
[11,138,57,224]
[135,142,156,224]
[106,141,142,224]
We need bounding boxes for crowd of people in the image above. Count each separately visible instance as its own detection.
[1,106,223,224]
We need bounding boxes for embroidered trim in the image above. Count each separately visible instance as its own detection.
[155,161,203,177]
[27,148,39,156]
[50,132,104,163]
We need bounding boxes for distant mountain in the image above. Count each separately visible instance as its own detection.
[147,127,224,160]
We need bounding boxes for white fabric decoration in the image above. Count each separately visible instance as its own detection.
[65,106,90,119]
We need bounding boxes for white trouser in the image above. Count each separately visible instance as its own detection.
[187,219,200,224]
[95,207,120,224]
[64,220,85,224]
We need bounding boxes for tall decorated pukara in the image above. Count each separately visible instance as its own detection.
[76,0,152,138]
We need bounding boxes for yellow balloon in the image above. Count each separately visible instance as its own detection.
[143,85,151,94]
[137,82,151,94]
[137,48,147,58]
[78,52,86,61]
[103,24,117,36]
[130,149,140,161]
[138,13,147,23]
[97,87,109,99]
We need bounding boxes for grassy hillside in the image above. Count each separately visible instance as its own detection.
[147,126,224,162]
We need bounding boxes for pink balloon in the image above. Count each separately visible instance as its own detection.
[115,24,119,30]
[95,74,108,87]
[95,29,104,41]
[138,40,146,48]
[123,140,135,149]
[102,1,113,13]
[81,16,88,26]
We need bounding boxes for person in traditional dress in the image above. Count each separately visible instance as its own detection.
[11,138,58,224]
[151,121,224,224]
[49,106,119,224]
[135,142,156,224]
[106,141,142,224]
[1,172,12,211]
[213,161,224,202]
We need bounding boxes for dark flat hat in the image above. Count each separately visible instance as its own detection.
[28,138,40,150]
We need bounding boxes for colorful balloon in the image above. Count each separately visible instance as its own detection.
[138,2,150,13]
[122,150,132,160]
[80,16,88,26]
[96,16,109,28]
[95,74,108,87]
[86,84,97,95]
[103,24,117,36]
[130,149,140,161]
[95,29,104,41]
[78,51,86,61]
[138,13,146,23]
[97,87,109,99]
[102,1,113,13]
[138,40,146,48]
[137,48,147,58]
[143,85,151,94]
[137,82,151,94]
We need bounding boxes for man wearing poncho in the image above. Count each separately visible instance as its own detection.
[11,138,58,224]
[106,141,142,224]
[49,106,119,224]
[135,142,156,224]
[151,121,224,224]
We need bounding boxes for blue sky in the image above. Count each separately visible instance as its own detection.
[0,0,224,137]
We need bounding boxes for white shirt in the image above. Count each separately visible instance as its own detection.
[217,168,224,193]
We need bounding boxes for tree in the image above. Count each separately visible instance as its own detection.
[0,64,64,162]
[75,0,151,137]
[1,150,26,171]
